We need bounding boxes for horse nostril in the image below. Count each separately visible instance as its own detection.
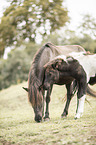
[35,115,42,123]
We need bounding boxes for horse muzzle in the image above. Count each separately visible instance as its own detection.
[35,114,42,123]
[43,83,50,90]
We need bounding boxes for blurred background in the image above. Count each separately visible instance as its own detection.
[0,0,96,90]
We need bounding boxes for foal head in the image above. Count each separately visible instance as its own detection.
[42,59,64,90]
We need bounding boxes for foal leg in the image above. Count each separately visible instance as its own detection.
[75,78,87,119]
[42,91,45,117]
[75,95,86,119]
[44,85,53,121]
[61,83,73,118]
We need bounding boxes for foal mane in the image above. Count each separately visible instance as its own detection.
[28,43,60,104]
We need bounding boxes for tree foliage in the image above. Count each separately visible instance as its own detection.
[43,28,96,53]
[79,14,96,38]
[0,49,31,90]
[0,0,69,57]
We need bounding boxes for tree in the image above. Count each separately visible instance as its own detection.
[0,48,31,90]
[0,0,69,57]
[79,14,96,39]
[42,27,96,53]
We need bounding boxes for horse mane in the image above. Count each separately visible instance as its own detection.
[28,43,59,84]
[28,42,60,104]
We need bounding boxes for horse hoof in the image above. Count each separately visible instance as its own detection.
[61,113,67,118]
[44,117,50,122]
[74,117,78,120]
[61,115,67,118]
[74,113,83,120]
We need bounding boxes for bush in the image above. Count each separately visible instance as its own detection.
[0,49,31,90]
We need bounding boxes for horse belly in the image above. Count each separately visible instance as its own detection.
[56,77,74,85]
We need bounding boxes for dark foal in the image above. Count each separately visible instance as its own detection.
[41,56,88,119]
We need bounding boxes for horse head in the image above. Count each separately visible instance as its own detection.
[41,59,63,90]
[23,82,44,123]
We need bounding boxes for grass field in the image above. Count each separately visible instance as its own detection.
[0,82,96,145]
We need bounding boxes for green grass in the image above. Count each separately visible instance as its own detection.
[0,82,96,145]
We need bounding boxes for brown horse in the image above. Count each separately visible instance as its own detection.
[23,43,96,122]
[41,53,96,119]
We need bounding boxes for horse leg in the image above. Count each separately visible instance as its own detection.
[75,95,86,119]
[44,85,53,121]
[61,83,73,118]
[75,78,87,119]
[42,91,45,117]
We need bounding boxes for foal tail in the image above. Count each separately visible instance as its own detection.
[87,86,96,98]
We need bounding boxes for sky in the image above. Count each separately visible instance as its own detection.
[65,0,96,30]
[0,0,10,16]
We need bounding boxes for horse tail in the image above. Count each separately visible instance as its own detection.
[87,85,96,98]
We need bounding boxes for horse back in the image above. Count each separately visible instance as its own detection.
[56,45,86,55]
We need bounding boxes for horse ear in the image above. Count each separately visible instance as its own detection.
[55,60,64,71]
[53,60,63,70]
[22,87,29,92]
[52,63,56,69]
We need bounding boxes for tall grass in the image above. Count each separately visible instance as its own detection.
[0,82,96,145]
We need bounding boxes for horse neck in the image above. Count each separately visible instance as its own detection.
[33,45,60,76]
[29,43,62,88]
